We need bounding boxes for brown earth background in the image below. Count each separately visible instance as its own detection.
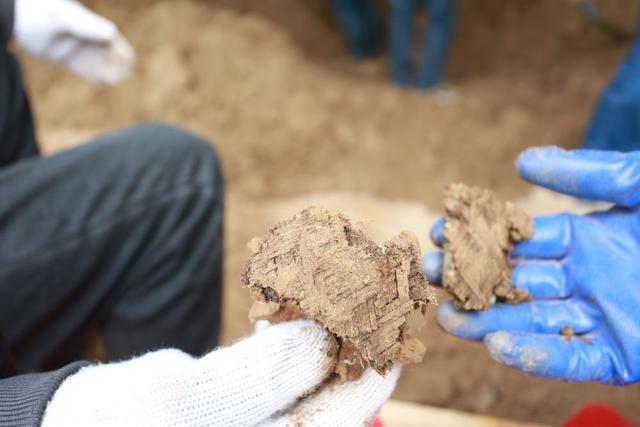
[17,0,640,424]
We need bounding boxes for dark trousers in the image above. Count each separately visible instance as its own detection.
[330,0,380,59]
[389,0,455,89]
[0,46,224,374]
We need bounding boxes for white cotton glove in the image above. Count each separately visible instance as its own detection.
[42,320,400,427]
[12,0,135,85]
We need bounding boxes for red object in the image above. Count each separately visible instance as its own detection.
[563,403,633,427]
[371,416,384,427]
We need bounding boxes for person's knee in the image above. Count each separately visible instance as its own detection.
[109,121,224,194]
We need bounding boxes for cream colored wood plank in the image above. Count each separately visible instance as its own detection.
[379,400,552,427]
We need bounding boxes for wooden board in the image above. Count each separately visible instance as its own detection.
[379,400,552,427]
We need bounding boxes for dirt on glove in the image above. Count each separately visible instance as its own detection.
[242,207,436,381]
[442,183,534,311]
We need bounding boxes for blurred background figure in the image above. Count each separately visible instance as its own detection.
[330,0,381,59]
[583,24,640,151]
[389,0,455,90]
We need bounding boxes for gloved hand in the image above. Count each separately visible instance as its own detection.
[42,320,400,426]
[12,0,135,85]
[423,147,640,385]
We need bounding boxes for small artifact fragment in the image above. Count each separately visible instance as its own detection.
[560,325,592,344]
[560,326,575,341]
[442,183,534,311]
[243,207,436,381]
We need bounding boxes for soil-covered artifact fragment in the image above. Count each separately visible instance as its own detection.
[243,207,435,381]
[442,183,534,311]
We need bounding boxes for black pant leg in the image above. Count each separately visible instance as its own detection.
[0,45,38,166]
[0,122,224,372]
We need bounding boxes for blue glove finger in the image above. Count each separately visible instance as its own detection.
[512,215,572,259]
[512,260,569,299]
[484,331,610,382]
[430,218,445,247]
[517,147,640,207]
[422,251,443,285]
[436,300,596,340]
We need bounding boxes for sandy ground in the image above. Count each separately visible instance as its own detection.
[22,0,640,424]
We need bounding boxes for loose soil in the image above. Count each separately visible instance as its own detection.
[21,0,640,424]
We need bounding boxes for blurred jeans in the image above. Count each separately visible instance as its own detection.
[583,31,640,151]
[0,46,224,373]
[330,0,380,59]
[389,0,455,89]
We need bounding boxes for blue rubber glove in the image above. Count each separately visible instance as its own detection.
[424,147,640,384]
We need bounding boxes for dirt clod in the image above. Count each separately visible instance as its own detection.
[242,207,436,380]
[560,325,593,345]
[560,326,575,341]
[442,183,534,311]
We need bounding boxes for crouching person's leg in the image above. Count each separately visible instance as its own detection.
[0,122,224,373]
[0,44,39,166]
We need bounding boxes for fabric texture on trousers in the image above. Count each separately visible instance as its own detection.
[0,122,225,372]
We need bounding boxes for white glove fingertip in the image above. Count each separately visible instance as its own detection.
[63,1,118,42]
[100,34,136,85]
[65,34,136,85]
[254,319,271,333]
[263,364,401,427]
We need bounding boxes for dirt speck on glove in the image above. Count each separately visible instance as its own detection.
[243,207,436,381]
[560,325,575,341]
[443,183,534,311]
